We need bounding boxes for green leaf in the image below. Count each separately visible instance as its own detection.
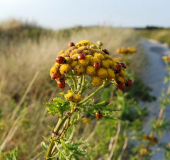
[44,97,70,116]
[60,139,69,151]
[53,97,65,105]
[41,142,48,151]
[6,148,18,160]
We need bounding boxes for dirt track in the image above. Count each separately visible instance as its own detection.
[140,39,170,160]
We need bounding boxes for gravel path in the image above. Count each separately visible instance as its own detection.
[140,39,170,160]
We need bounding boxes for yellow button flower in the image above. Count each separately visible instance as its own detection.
[76,40,89,46]
[107,69,115,79]
[90,57,101,65]
[73,94,83,103]
[78,59,89,66]
[140,148,148,155]
[116,76,125,83]
[64,92,74,101]
[101,60,110,69]
[119,69,125,77]
[86,66,96,77]
[60,64,71,74]
[74,65,85,76]
[70,61,78,69]
[94,53,105,60]
[92,76,103,87]
[97,68,108,79]
[50,66,58,76]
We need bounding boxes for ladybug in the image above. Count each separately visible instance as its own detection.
[51,72,61,80]
[96,111,103,119]
[93,62,101,70]
[115,63,122,71]
[102,49,110,55]
[117,81,126,90]
[78,53,86,60]
[69,42,75,47]
[56,56,66,64]
[114,70,120,73]
[120,62,127,69]
[126,79,134,87]
[57,79,66,88]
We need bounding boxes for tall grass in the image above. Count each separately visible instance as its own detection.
[137,28,170,45]
[0,23,142,159]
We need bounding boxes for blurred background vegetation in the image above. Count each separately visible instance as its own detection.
[0,20,170,160]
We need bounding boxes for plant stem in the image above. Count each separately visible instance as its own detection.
[70,74,77,90]
[80,75,86,93]
[45,116,68,160]
[77,76,83,91]
[78,81,107,105]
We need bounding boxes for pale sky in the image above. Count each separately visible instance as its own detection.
[0,0,170,30]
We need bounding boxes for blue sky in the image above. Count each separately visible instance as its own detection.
[0,0,170,30]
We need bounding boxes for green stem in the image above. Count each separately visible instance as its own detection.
[45,116,68,160]
[78,81,107,105]
[59,118,71,139]
[80,75,86,93]
[70,74,77,90]
[66,79,74,92]
[77,76,83,91]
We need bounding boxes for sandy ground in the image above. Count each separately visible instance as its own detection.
[140,39,170,160]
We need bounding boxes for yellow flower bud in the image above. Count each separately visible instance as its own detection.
[72,94,83,103]
[71,53,79,60]
[86,66,96,77]
[94,53,105,60]
[101,60,110,69]
[83,118,91,123]
[97,68,108,79]
[64,50,71,57]
[70,61,78,69]
[64,92,74,101]
[140,148,148,155]
[50,66,58,76]
[78,46,88,52]
[82,50,92,55]
[76,40,89,46]
[119,69,125,77]
[116,76,125,83]
[78,59,89,66]
[74,65,85,76]
[92,76,103,87]
[97,41,103,46]
[65,57,72,64]
[90,57,101,65]
[107,69,115,79]
[86,55,93,61]
[104,54,113,60]
[60,64,71,74]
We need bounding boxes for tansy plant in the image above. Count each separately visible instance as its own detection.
[42,40,134,160]
[116,47,136,55]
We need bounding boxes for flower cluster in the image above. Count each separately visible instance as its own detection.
[50,40,134,91]
[116,47,136,55]
[64,90,82,103]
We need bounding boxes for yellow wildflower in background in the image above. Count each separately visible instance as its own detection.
[162,55,170,62]
[140,148,148,155]
[83,118,91,123]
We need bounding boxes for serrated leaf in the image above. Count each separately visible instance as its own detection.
[53,97,65,105]
[60,139,69,151]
